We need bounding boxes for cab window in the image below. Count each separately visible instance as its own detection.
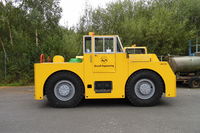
[126,48,145,54]
[95,37,114,53]
[84,37,92,53]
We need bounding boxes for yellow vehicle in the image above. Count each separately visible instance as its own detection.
[34,33,176,107]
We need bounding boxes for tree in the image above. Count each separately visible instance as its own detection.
[78,0,197,55]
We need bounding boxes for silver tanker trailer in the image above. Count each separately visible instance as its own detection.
[169,56,200,88]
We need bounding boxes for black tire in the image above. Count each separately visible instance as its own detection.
[126,70,164,106]
[45,71,84,108]
[189,78,200,88]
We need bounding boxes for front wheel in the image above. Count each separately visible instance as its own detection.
[45,72,84,108]
[126,70,164,106]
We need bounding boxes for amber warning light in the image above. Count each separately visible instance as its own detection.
[89,32,95,36]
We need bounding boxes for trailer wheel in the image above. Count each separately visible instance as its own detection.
[189,78,200,88]
[126,70,164,106]
[45,72,84,108]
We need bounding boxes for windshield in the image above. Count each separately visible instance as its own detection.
[117,37,123,52]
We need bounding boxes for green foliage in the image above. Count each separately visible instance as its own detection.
[0,0,200,85]
[79,0,198,55]
[0,0,81,84]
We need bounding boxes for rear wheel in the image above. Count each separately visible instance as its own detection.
[126,70,164,106]
[45,71,84,108]
[189,78,200,88]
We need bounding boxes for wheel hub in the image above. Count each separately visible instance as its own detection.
[58,85,70,96]
[54,80,75,101]
[134,79,155,99]
[139,83,152,95]
[193,80,199,87]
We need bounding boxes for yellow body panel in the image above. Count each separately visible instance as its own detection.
[35,54,176,100]
[83,53,128,99]
[34,34,176,100]
[34,62,84,100]
[128,61,176,97]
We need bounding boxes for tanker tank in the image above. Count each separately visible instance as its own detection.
[169,56,200,73]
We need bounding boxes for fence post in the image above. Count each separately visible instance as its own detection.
[189,40,192,56]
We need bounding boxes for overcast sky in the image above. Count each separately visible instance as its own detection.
[59,0,117,27]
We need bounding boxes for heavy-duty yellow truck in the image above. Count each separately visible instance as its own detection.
[34,33,176,107]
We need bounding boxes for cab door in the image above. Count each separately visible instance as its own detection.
[93,37,116,73]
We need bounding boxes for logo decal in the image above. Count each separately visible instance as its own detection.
[100,56,108,63]
[94,56,114,68]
